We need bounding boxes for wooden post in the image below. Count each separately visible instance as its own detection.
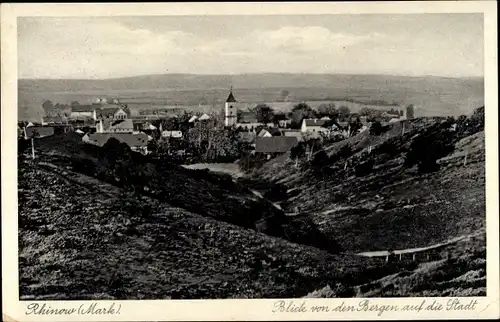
[31,138,35,159]
[463,151,468,166]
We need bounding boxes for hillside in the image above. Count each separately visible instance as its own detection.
[26,132,339,254]
[250,117,486,253]
[19,160,382,300]
[18,73,484,120]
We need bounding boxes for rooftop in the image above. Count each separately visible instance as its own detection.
[255,136,298,153]
[87,133,148,147]
[303,119,328,127]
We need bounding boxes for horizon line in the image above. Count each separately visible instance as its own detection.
[19,72,485,82]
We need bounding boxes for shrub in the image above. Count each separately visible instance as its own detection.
[310,149,331,176]
[370,121,384,136]
[405,128,455,173]
[331,144,353,163]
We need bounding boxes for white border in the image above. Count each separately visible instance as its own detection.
[2,2,498,321]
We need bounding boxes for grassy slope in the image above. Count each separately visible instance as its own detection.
[19,160,384,300]
[252,120,485,252]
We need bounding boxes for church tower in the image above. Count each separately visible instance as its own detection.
[224,87,238,127]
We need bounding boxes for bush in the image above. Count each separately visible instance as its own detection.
[370,121,384,136]
[310,149,330,172]
[405,128,455,173]
[331,144,353,163]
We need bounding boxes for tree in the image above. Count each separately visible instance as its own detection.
[359,107,375,117]
[310,148,330,174]
[404,129,455,173]
[290,103,315,128]
[290,142,306,167]
[406,104,415,119]
[71,101,80,107]
[254,104,275,124]
[317,103,338,118]
[42,100,55,116]
[349,117,363,136]
[338,105,350,120]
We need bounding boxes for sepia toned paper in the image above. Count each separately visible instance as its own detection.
[2,1,499,321]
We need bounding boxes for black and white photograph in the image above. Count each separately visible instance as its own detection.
[3,2,498,318]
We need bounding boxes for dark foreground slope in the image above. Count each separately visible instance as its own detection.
[30,132,338,253]
[19,160,386,300]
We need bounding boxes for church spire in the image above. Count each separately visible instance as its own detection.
[226,86,237,103]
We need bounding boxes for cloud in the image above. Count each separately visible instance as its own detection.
[201,26,386,56]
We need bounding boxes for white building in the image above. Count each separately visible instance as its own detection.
[301,119,330,134]
[224,88,238,127]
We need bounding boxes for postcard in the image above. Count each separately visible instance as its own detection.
[1,1,498,321]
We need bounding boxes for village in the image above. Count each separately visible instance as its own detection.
[19,88,414,166]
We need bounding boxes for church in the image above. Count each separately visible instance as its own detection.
[224,87,238,127]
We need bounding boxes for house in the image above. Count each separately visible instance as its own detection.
[255,136,299,157]
[84,133,149,154]
[237,123,264,131]
[143,123,157,131]
[42,115,67,125]
[282,129,304,142]
[320,116,331,120]
[301,119,329,134]
[96,118,134,133]
[188,115,198,123]
[161,130,183,138]
[278,119,292,128]
[24,126,55,139]
[199,113,211,121]
[108,119,134,133]
[257,129,273,138]
[70,105,96,119]
[95,106,129,120]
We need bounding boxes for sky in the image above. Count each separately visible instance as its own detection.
[17,14,484,79]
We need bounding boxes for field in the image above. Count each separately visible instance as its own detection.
[18,73,484,121]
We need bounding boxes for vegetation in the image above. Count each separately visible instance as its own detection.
[254,104,275,124]
[289,103,315,128]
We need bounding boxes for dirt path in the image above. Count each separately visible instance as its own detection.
[357,230,485,257]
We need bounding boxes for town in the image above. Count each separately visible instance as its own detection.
[19,88,415,168]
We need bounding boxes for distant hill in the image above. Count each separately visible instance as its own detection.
[18,73,484,121]
[19,73,484,92]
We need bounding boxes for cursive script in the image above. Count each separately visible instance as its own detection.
[272,299,481,317]
[25,302,121,315]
